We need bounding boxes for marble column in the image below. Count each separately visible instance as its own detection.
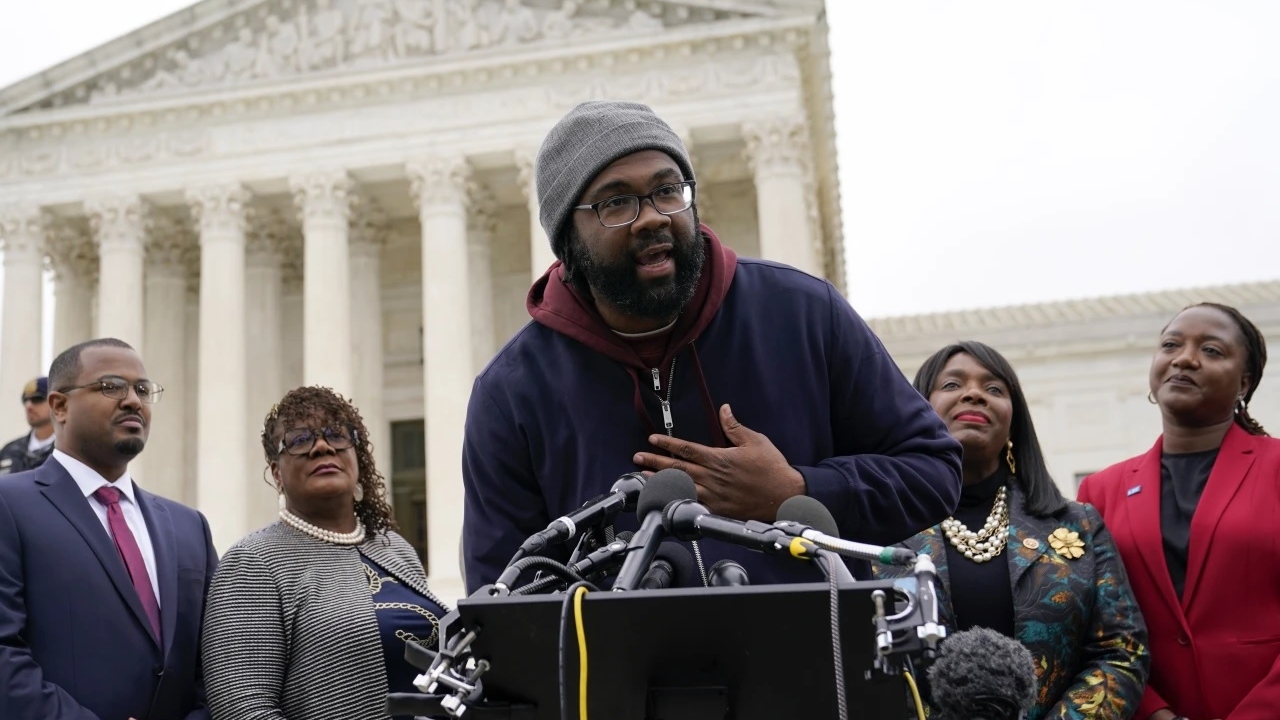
[406,154,473,603]
[138,216,191,501]
[245,211,288,529]
[183,261,200,505]
[0,205,47,440]
[44,218,97,365]
[349,203,390,480]
[516,149,557,284]
[290,170,355,397]
[279,229,305,391]
[468,186,497,372]
[743,116,820,276]
[187,183,250,551]
[86,195,149,352]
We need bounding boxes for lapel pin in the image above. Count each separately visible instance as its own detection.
[1049,528,1086,559]
[1126,485,1142,497]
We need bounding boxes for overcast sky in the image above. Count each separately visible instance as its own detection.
[1,0,1277,351]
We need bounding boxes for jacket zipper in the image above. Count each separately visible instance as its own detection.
[652,357,709,587]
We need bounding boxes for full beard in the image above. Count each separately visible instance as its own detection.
[568,209,706,322]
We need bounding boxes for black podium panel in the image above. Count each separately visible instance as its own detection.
[454,581,909,720]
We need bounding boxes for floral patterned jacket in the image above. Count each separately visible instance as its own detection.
[875,484,1149,720]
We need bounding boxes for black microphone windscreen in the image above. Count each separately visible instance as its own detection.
[776,495,840,537]
[636,469,698,517]
[652,541,695,581]
[927,627,1037,720]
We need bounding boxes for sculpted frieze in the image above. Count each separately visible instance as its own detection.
[66,0,711,107]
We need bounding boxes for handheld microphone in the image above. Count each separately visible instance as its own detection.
[639,541,696,590]
[611,469,697,591]
[661,499,789,552]
[511,532,635,595]
[774,496,917,566]
[517,472,646,556]
[928,628,1036,720]
[707,559,750,587]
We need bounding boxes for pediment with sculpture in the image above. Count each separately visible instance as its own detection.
[30,0,760,110]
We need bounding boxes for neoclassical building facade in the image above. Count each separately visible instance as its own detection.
[0,0,842,601]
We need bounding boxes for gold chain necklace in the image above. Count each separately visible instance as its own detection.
[941,484,1010,563]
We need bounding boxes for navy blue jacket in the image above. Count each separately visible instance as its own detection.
[462,229,962,592]
[0,458,217,720]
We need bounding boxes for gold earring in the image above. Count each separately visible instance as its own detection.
[1147,391,1157,405]
[1005,439,1017,475]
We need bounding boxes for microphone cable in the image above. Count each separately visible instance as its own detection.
[819,552,848,720]
[901,659,926,720]
[558,581,593,720]
[502,556,596,595]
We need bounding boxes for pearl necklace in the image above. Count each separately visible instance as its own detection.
[941,485,1010,563]
[279,508,366,546]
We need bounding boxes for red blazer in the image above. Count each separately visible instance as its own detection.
[1078,424,1280,720]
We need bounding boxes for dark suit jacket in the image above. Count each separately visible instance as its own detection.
[876,485,1149,720]
[0,457,218,720]
[1079,424,1280,720]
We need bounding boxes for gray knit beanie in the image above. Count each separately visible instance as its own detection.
[535,100,695,261]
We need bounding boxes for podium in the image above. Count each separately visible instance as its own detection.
[430,580,914,720]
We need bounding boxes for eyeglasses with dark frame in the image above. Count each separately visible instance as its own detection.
[55,376,164,404]
[573,180,696,228]
[277,425,359,456]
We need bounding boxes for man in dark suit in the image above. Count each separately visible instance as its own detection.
[0,338,217,720]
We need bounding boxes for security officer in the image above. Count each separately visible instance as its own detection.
[0,377,56,475]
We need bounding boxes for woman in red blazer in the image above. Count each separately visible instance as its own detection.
[1078,302,1277,720]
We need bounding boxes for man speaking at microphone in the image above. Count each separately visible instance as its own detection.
[462,100,962,592]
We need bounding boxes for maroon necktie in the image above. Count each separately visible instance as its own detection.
[93,486,162,642]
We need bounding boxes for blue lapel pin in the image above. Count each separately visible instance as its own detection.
[1126,485,1142,497]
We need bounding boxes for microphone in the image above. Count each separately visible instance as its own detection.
[639,541,695,590]
[767,496,855,583]
[611,469,697,591]
[928,628,1036,720]
[773,496,918,566]
[707,559,750,587]
[662,499,789,553]
[516,472,646,555]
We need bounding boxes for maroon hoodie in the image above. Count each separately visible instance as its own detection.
[527,223,737,444]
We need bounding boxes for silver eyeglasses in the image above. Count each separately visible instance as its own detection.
[573,181,696,228]
[56,376,164,404]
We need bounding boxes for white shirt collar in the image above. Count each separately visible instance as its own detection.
[52,449,138,504]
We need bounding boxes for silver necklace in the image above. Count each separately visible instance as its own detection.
[279,508,366,545]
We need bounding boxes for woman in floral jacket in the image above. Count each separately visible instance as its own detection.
[877,341,1148,719]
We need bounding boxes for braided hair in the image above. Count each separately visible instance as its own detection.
[261,386,398,535]
[1177,302,1269,436]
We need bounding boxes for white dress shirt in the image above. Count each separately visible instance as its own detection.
[52,449,161,604]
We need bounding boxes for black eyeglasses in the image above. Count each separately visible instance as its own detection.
[573,181,696,228]
[277,425,359,456]
[56,377,164,404]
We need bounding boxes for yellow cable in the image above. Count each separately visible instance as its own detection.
[574,585,590,720]
[903,670,926,720]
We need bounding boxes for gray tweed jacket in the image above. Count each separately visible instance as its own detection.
[201,522,449,720]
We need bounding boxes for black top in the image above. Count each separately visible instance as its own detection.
[945,466,1016,638]
[1160,448,1218,598]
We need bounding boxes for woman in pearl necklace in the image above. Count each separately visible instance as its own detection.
[202,386,449,720]
[875,341,1149,720]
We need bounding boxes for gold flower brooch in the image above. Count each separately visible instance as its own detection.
[1048,528,1085,559]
